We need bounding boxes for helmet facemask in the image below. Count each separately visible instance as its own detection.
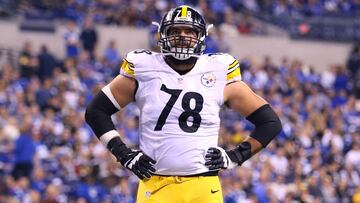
[157,6,207,60]
[160,25,205,60]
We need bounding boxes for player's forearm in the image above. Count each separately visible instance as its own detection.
[84,84,122,148]
[85,85,156,179]
[85,86,133,166]
[227,104,282,165]
[243,137,263,155]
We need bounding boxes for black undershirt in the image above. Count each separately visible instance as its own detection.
[164,56,197,75]
[175,68,192,75]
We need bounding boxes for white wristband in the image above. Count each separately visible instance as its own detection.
[100,130,120,147]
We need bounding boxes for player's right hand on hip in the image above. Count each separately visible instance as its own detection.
[122,150,156,180]
[111,145,156,180]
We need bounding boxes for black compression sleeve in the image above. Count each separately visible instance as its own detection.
[246,104,282,147]
[227,141,252,166]
[85,91,119,138]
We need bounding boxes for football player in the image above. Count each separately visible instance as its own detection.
[85,5,282,203]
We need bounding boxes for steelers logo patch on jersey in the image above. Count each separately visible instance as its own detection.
[201,72,216,87]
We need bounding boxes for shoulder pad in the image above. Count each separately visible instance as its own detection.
[120,49,154,77]
[207,53,241,83]
[224,54,241,83]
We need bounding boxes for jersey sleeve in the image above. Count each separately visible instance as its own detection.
[119,50,154,78]
[120,52,136,78]
[225,54,242,84]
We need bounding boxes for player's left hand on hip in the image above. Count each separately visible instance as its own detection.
[205,147,237,170]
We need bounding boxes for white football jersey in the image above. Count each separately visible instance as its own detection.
[120,50,241,175]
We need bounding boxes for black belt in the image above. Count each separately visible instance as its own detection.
[153,170,219,177]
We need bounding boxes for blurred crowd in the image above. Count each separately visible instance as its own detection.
[2,0,358,42]
[1,0,266,35]
[246,0,360,17]
[2,0,360,24]
[0,2,360,202]
[0,25,359,202]
[4,0,244,24]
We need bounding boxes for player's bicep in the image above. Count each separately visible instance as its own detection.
[109,75,136,108]
[224,81,267,117]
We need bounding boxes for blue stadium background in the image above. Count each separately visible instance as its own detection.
[0,0,359,202]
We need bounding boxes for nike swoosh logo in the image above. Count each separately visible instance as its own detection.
[211,189,219,194]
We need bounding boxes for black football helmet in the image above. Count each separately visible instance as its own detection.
[157,5,208,60]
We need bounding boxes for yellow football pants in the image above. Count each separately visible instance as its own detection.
[136,175,223,203]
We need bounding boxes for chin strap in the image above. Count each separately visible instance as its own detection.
[206,24,214,35]
[152,21,160,31]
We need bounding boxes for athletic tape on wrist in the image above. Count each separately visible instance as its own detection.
[100,130,121,147]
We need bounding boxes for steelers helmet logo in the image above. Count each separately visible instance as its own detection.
[201,72,216,87]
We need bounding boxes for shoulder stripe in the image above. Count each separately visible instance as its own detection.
[120,59,135,77]
[227,67,241,81]
[227,66,239,75]
[228,63,239,73]
[228,60,239,69]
